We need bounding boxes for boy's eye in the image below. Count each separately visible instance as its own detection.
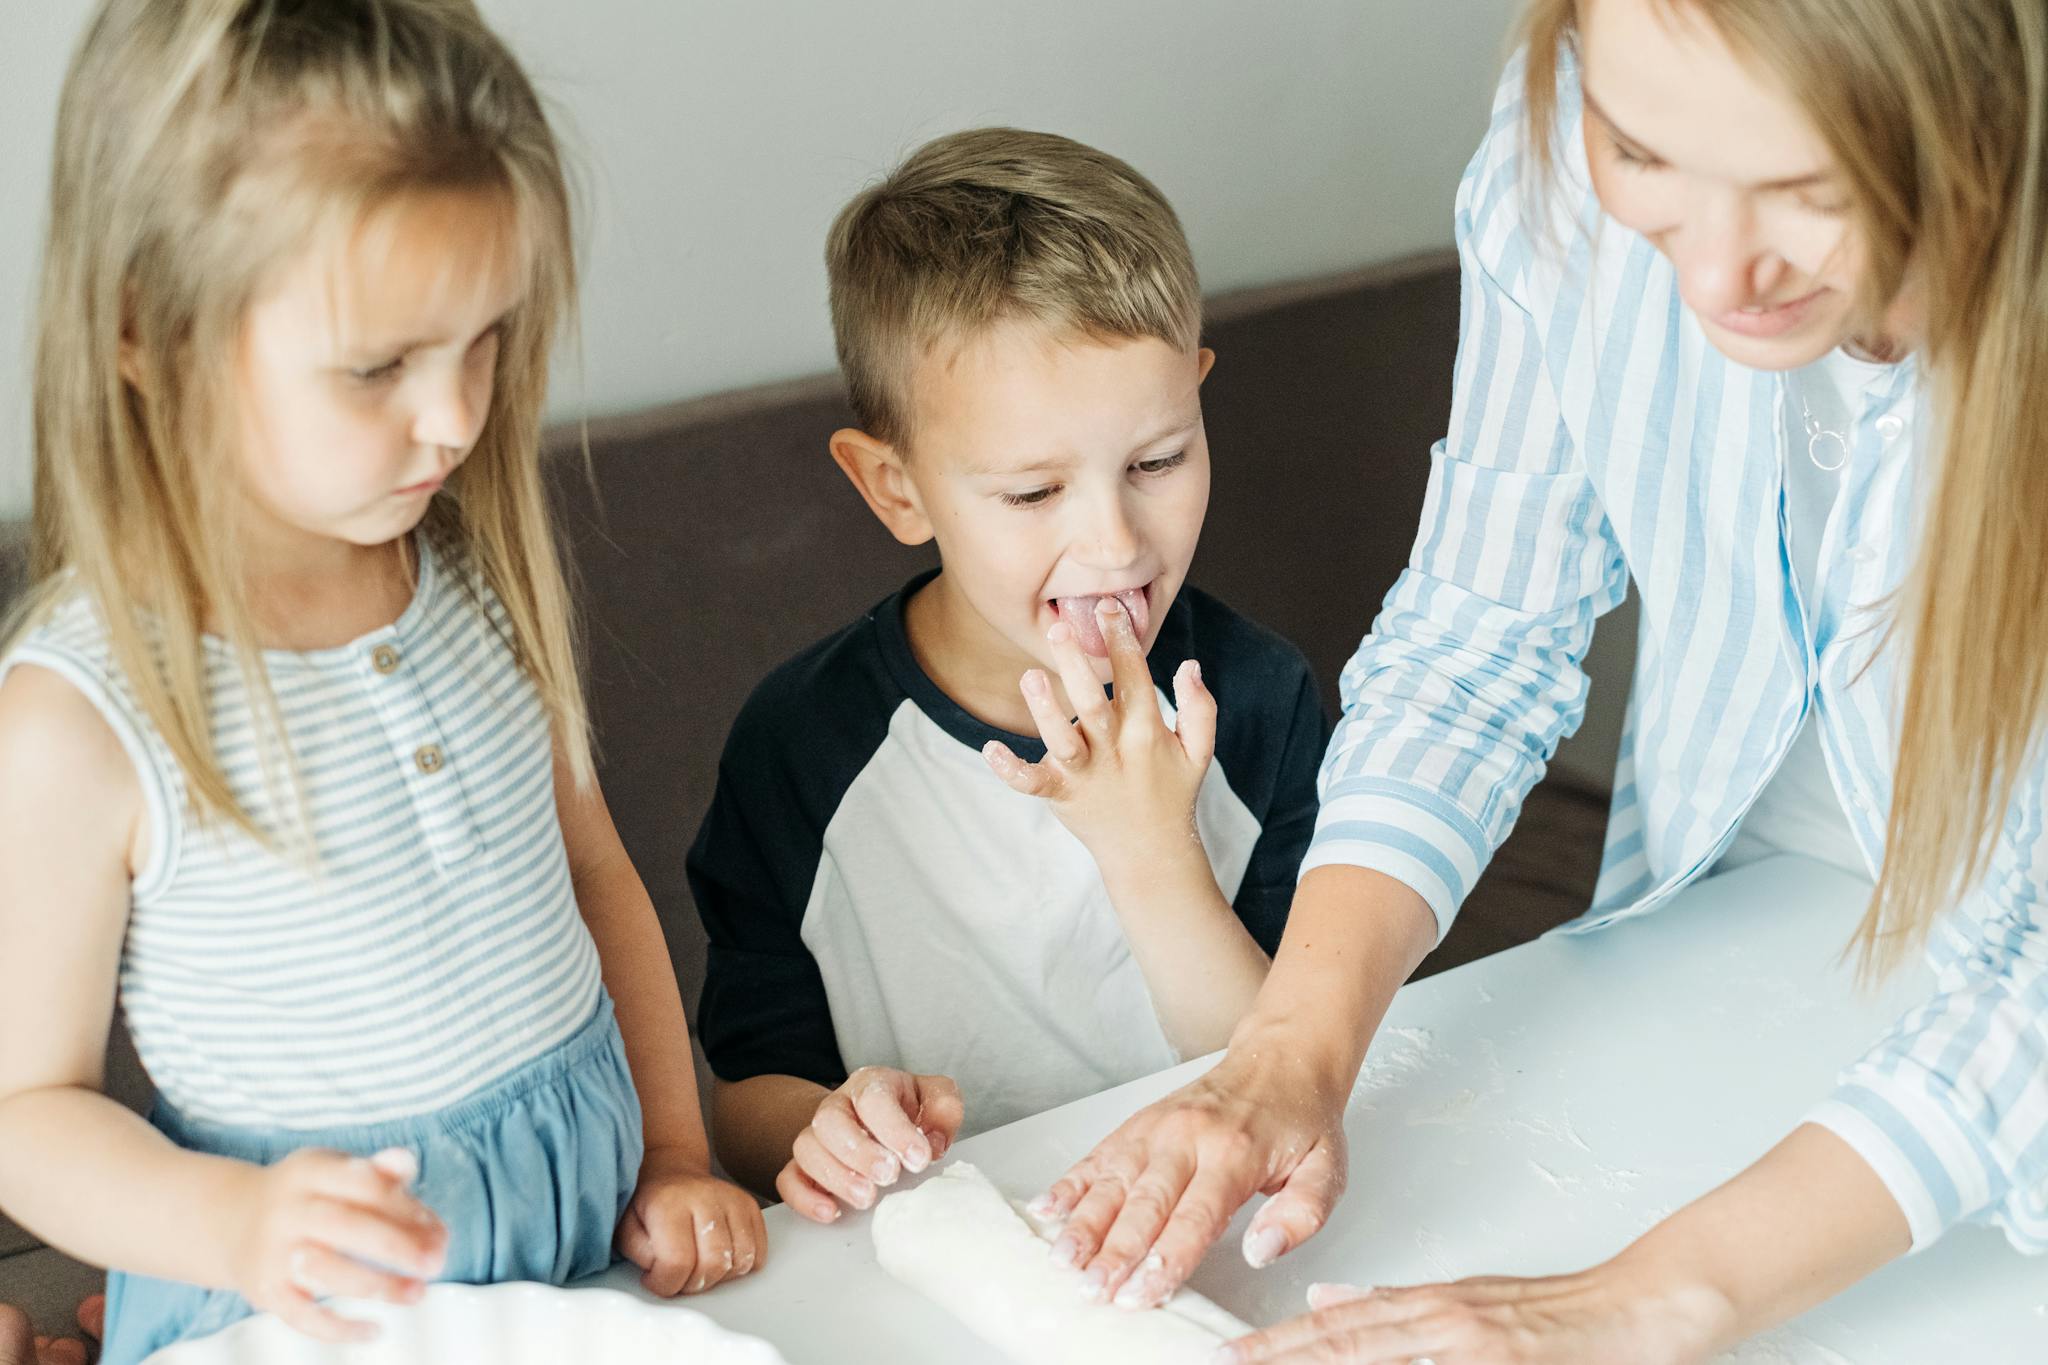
[1000,486,1058,508]
[1135,451,1187,476]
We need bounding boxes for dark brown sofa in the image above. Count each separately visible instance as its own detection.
[0,254,1629,1336]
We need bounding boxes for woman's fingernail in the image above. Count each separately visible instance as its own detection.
[1307,1282,1371,1308]
[904,1139,931,1173]
[873,1156,901,1185]
[1114,1273,1162,1310]
[1079,1266,1108,1300]
[1050,1235,1081,1267]
[1243,1226,1288,1269]
[1027,1193,1058,1219]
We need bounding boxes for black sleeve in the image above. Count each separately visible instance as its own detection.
[688,743,849,1091]
[1229,656,1331,956]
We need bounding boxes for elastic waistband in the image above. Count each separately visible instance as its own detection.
[147,993,622,1162]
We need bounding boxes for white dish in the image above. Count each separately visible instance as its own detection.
[143,1281,791,1365]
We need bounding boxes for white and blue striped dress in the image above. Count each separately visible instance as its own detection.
[1305,51,2047,1254]
[0,539,605,1131]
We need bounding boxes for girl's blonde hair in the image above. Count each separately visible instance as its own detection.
[17,0,592,842]
[1520,0,2048,973]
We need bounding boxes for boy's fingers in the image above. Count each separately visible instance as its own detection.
[776,1160,843,1224]
[686,1211,734,1293]
[811,1097,902,1189]
[911,1073,967,1144]
[1097,598,1154,726]
[792,1127,879,1210]
[1171,660,1218,766]
[982,740,1059,798]
[1019,672,1088,766]
[77,1296,104,1341]
[1046,623,1113,734]
[730,1200,767,1275]
[850,1077,932,1173]
[270,1283,379,1346]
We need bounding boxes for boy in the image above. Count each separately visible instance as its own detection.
[689,128,1327,1232]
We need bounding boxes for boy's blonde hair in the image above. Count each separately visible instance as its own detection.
[825,127,1202,449]
[15,0,592,844]
[1520,0,2048,975]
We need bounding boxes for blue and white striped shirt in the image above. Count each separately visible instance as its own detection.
[1306,52,2047,1255]
[0,541,604,1130]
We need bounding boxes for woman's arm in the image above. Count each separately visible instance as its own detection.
[1221,1123,1908,1364]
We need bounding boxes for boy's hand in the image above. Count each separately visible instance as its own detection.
[225,1147,447,1345]
[982,597,1217,881]
[776,1067,964,1223]
[617,1149,767,1296]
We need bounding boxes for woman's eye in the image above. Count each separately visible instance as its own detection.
[1606,133,1660,172]
[1000,486,1058,508]
[1136,451,1187,475]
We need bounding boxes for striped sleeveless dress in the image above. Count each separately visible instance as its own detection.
[0,540,645,1364]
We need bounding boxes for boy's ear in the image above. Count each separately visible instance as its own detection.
[829,428,935,547]
[1196,346,1217,385]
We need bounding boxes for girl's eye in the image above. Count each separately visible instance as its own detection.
[1000,486,1058,508]
[350,357,404,385]
[1135,451,1187,476]
[1796,195,1851,219]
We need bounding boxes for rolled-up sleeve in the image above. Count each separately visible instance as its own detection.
[1303,65,1629,940]
[1808,790,2048,1254]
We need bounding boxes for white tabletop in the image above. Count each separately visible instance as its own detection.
[589,855,2046,1362]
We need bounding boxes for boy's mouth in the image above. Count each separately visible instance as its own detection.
[1049,584,1151,659]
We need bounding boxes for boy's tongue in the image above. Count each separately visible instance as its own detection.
[1053,588,1150,658]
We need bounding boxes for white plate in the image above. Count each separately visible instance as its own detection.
[143,1281,792,1365]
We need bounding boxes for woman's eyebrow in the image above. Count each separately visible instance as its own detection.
[1582,88,1831,192]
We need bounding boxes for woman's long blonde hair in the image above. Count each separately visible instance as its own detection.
[15,0,592,843]
[1520,0,2048,973]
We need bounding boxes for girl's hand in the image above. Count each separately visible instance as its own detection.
[775,1067,965,1223]
[982,597,1216,884]
[616,1151,767,1296]
[1215,1262,1734,1365]
[225,1147,447,1344]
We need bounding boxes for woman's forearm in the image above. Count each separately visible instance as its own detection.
[1619,1121,1912,1352]
[1234,864,1439,1090]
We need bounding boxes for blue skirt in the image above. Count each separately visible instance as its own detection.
[101,993,644,1365]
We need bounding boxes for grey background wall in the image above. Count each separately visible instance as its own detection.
[0,0,1519,522]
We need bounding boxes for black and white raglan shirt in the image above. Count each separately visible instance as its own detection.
[689,570,1330,1135]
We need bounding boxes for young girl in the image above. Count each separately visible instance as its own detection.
[0,4,763,1362]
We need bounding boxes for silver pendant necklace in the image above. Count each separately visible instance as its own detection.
[1796,380,1848,473]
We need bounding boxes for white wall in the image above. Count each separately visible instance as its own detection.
[0,0,1518,521]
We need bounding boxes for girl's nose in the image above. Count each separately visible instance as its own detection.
[413,376,488,452]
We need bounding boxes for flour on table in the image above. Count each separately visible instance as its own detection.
[1711,1329,1859,1364]
[873,1162,1250,1364]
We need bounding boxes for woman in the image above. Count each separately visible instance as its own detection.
[1027,0,2048,1358]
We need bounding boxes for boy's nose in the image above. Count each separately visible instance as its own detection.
[1077,496,1143,568]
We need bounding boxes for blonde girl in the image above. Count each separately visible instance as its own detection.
[1025,0,2048,1360]
[0,3,762,1362]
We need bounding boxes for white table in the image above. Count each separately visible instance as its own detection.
[591,855,2047,1361]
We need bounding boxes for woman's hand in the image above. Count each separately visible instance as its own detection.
[224,1147,447,1344]
[776,1067,965,1223]
[1029,1032,1349,1310]
[1216,1261,1733,1365]
[616,1147,768,1296]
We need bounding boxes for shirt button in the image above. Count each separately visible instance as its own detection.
[1875,413,1906,440]
[371,644,401,674]
[414,744,445,775]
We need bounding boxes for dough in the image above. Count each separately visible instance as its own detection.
[873,1162,1250,1363]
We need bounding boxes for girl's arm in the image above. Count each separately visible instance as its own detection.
[0,666,441,1340]
[551,741,711,1173]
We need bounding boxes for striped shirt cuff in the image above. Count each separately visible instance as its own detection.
[1807,1081,1983,1253]
[1300,777,1492,944]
